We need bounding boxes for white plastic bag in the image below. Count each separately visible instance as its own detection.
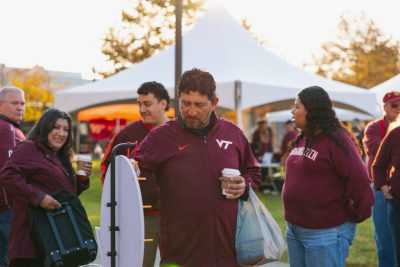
[235,189,286,266]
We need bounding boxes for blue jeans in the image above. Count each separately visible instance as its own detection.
[0,209,12,267]
[286,221,356,267]
[373,186,396,267]
[387,200,400,267]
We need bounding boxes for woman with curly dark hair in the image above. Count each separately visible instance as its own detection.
[282,86,374,267]
[0,108,92,267]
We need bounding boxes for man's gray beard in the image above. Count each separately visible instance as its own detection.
[182,118,210,130]
[183,120,202,130]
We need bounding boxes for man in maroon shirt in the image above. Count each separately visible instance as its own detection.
[373,121,400,266]
[251,118,273,161]
[135,68,261,267]
[0,86,25,267]
[363,91,400,267]
[100,81,170,267]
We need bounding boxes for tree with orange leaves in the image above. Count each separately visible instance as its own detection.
[8,66,54,122]
[309,13,400,89]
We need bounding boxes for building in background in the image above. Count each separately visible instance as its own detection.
[1,63,91,133]
[0,63,89,89]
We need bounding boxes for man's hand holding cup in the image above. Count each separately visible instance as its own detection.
[219,168,246,199]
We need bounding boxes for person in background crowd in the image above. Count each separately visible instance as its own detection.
[351,118,365,161]
[283,86,374,267]
[373,118,400,267]
[363,90,400,267]
[100,81,170,267]
[280,119,298,163]
[135,68,260,266]
[0,86,25,267]
[79,137,92,154]
[0,108,92,267]
[251,118,273,162]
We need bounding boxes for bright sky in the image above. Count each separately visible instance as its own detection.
[1,0,399,79]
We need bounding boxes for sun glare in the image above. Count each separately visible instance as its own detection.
[207,0,231,8]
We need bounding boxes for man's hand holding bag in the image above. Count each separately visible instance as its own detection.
[235,189,286,266]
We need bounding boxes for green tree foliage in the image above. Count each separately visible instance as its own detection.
[309,13,400,89]
[95,0,206,77]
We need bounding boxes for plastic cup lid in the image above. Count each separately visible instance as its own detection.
[222,168,241,176]
[77,154,92,162]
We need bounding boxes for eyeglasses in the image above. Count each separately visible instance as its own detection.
[390,103,400,109]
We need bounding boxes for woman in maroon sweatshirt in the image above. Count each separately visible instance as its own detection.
[373,122,400,266]
[282,86,374,267]
[0,108,91,267]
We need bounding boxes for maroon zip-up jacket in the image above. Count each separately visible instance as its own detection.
[283,130,374,229]
[100,120,159,212]
[135,114,261,267]
[0,115,25,211]
[0,140,89,261]
[373,125,400,202]
[363,117,389,178]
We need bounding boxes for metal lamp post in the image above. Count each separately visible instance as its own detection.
[174,0,182,118]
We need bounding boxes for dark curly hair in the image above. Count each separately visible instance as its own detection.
[137,81,170,111]
[27,108,75,177]
[288,86,358,157]
[177,68,216,102]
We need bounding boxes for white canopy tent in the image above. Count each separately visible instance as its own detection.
[55,5,379,126]
[370,73,400,109]
[267,108,374,123]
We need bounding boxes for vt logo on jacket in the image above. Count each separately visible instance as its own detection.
[216,139,233,149]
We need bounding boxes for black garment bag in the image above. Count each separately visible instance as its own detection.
[28,190,97,267]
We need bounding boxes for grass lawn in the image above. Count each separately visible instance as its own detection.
[81,160,377,266]
[257,193,377,267]
[79,159,102,229]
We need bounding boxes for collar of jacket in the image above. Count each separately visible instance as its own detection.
[34,139,71,177]
[34,139,59,157]
[0,114,20,128]
[178,111,217,137]
[140,120,155,131]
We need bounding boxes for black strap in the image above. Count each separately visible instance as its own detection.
[46,203,86,255]
[47,210,67,255]
[65,205,86,248]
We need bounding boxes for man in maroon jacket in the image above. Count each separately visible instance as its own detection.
[363,91,400,267]
[135,68,261,267]
[0,86,25,267]
[100,81,170,267]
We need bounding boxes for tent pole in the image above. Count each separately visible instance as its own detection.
[174,0,182,118]
[116,117,120,133]
[235,81,243,129]
[75,120,80,153]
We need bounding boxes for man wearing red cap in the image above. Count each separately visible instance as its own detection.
[363,90,400,267]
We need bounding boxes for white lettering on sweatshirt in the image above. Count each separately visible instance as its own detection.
[290,147,319,161]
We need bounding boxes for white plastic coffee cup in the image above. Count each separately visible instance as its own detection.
[221,168,241,196]
[76,154,92,176]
